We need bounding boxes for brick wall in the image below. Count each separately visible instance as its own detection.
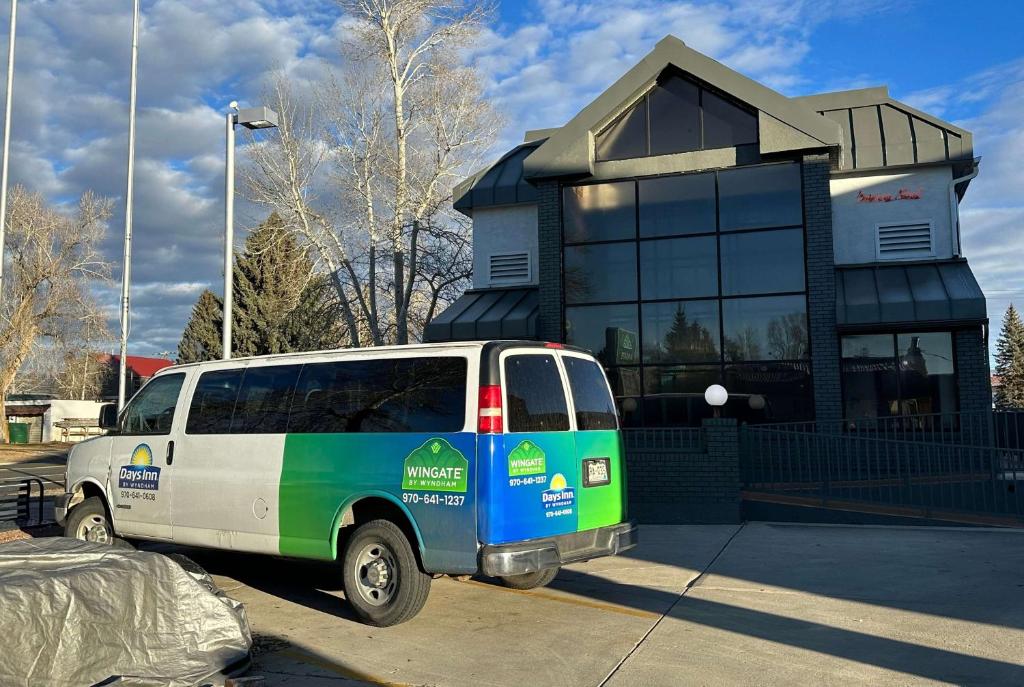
[955,327,992,412]
[536,180,564,342]
[803,153,843,422]
[625,419,741,524]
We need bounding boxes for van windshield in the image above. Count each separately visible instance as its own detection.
[563,357,619,430]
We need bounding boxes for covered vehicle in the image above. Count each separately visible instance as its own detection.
[0,537,251,686]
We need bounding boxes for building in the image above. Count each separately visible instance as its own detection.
[426,35,990,427]
[98,354,175,401]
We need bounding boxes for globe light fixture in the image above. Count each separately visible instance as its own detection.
[705,384,728,418]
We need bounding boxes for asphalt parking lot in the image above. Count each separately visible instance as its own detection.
[159,522,1024,686]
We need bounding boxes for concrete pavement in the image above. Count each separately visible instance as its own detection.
[168,523,1024,686]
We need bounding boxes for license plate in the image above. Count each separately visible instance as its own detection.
[583,458,610,487]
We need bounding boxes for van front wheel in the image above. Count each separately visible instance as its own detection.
[342,519,431,626]
[499,566,560,590]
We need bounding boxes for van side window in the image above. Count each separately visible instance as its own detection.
[231,365,301,434]
[121,373,185,435]
[288,357,467,433]
[504,355,570,432]
[186,369,243,434]
[563,357,619,430]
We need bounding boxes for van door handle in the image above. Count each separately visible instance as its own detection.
[166,441,175,466]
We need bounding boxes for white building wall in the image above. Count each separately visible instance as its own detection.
[7,399,107,443]
[471,204,539,288]
[830,166,957,265]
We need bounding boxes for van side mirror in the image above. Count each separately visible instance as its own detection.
[99,404,119,431]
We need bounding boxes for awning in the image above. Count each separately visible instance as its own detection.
[423,288,539,342]
[836,260,986,328]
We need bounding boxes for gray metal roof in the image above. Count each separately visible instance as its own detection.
[453,141,543,216]
[836,260,986,328]
[794,87,974,173]
[423,288,539,342]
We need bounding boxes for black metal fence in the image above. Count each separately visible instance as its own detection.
[0,474,45,526]
[742,411,1024,526]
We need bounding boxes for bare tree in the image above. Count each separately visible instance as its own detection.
[0,187,112,439]
[243,0,499,346]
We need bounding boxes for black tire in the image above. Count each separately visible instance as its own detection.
[341,519,431,626]
[499,566,560,590]
[64,496,127,547]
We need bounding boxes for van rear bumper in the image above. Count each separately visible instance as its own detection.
[479,521,638,577]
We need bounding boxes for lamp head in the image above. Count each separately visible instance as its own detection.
[704,384,728,408]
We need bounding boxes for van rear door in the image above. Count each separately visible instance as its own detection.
[560,352,625,531]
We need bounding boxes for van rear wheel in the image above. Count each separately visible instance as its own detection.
[499,566,560,590]
[341,519,431,626]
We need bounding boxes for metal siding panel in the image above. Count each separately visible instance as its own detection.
[912,117,947,163]
[851,106,884,168]
[839,269,882,324]
[423,292,482,342]
[475,291,520,339]
[905,264,952,321]
[450,291,504,341]
[503,291,540,338]
[875,266,915,323]
[937,262,987,320]
[880,105,915,166]
[823,110,854,170]
[946,132,963,159]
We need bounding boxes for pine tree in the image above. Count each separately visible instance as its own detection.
[177,289,223,363]
[994,304,1024,409]
[176,214,347,362]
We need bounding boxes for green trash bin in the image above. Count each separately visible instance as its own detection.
[8,422,29,444]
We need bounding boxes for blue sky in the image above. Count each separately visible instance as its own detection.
[1,0,1022,356]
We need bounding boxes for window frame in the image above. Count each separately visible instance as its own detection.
[560,351,620,431]
[184,367,245,436]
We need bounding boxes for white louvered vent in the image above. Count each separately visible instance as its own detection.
[877,222,933,260]
[488,252,531,285]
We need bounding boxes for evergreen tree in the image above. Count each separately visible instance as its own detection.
[176,214,347,363]
[994,304,1024,409]
[177,289,223,363]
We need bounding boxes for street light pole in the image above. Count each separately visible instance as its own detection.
[222,103,277,360]
[0,0,17,308]
[222,102,236,360]
[117,0,140,410]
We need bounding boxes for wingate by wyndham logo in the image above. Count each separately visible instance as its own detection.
[118,444,161,491]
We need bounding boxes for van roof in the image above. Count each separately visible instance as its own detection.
[157,340,590,373]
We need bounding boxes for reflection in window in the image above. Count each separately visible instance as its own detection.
[720,229,805,296]
[723,296,808,361]
[565,304,639,367]
[724,362,813,423]
[642,301,720,363]
[648,77,700,156]
[123,373,186,435]
[719,163,802,231]
[504,355,570,433]
[639,173,716,237]
[841,332,957,419]
[563,182,635,243]
[640,366,720,427]
[640,236,718,300]
[595,100,648,161]
[564,243,637,304]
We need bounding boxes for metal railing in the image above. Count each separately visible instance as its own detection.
[623,427,705,453]
[742,411,1024,525]
[0,475,44,525]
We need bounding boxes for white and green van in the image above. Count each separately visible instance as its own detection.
[56,341,637,625]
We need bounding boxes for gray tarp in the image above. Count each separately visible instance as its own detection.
[0,537,251,687]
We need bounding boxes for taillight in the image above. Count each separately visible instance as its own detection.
[478,385,503,434]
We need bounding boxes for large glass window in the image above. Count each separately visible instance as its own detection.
[231,365,302,434]
[596,72,757,161]
[639,173,716,237]
[122,373,185,435]
[718,163,803,231]
[563,161,810,426]
[640,236,718,300]
[564,243,637,304]
[841,332,957,419]
[504,355,570,433]
[563,182,635,243]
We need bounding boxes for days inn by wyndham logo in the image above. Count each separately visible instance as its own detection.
[542,473,575,513]
[118,444,161,491]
